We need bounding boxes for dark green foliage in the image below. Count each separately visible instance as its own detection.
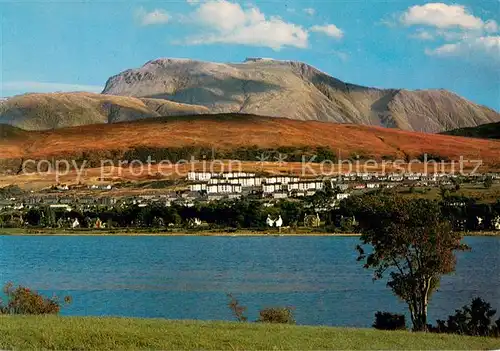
[68,145,339,167]
[348,152,374,161]
[344,194,469,331]
[314,147,337,162]
[432,298,500,337]
[199,199,266,228]
[442,122,500,140]
[0,283,71,315]
[257,307,296,324]
[276,200,304,228]
[417,153,449,162]
[14,198,305,230]
[12,192,500,232]
[0,185,23,199]
[25,208,43,226]
[373,312,406,330]
[484,176,493,189]
[450,178,461,192]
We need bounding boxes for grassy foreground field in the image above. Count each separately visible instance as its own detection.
[0,316,499,350]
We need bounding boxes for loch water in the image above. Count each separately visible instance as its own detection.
[0,235,498,327]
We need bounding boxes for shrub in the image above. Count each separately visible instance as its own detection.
[418,153,449,162]
[433,297,499,337]
[373,311,406,330]
[484,176,493,189]
[227,293,248,322]
[0,282,71,315]
[257,307,296,324]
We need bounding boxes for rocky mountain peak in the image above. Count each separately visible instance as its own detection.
[1,58,498,133]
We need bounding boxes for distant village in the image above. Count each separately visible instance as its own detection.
[1,171,498,213]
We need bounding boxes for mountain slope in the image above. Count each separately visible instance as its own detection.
[0,92,209,130]
[442,122,500,140]
[1,114,499,166]
[102,58,500,133]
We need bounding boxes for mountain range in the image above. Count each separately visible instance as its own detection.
[1,58,499,133]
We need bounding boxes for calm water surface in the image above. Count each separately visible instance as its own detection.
[0,235,498,327]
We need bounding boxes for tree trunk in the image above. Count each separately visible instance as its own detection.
[409,281,430,332]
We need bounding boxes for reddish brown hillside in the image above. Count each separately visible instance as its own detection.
[1,114,499,164]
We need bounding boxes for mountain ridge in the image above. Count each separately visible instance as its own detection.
[0,92,208,131]
[101,58,500,133]
[1,58,499,132]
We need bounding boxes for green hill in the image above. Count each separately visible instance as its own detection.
[0,124,27,140]
[442,122,500,139]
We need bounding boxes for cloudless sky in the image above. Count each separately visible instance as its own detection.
[1,0,499,110]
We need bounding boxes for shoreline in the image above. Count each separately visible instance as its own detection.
[0,229,361,237]
[0,229,498,237]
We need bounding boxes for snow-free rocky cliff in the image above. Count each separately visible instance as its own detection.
[101,58,500,133]
[1,58,498,132]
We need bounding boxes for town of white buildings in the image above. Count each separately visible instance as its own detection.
[1,171,499,212]
[185,171,494,202]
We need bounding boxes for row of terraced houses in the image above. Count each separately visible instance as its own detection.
[186,171,484,201]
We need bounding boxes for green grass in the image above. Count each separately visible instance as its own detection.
[396,183,500,204]
[0,316,499,350]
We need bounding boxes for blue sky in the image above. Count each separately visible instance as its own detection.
[1,0,499,110]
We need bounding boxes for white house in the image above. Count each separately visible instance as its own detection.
[389,175,404,182]
[266,215,275,227]
[187,172,213,181]
[264,176,299,185]
[207,194,225,201]
[237,176,263,187]
[290,190,306,197]
[49,204,72,211]
[206,183,242,194]
[493,216,500,230]
[273,192,288,199]
[263,183,283,194]
[189,183,207,192]
[71,218,80,229]
[335,184,349,191]
[218,172,256,179]
[336,193,350,200]
[275,215,283,228]
[287,180,324,192]
[406,174,420,181]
